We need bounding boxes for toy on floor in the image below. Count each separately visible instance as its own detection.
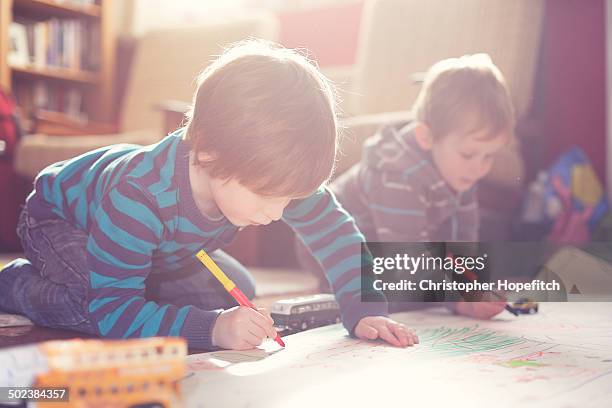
[544,147,608,242]
[271,294,340,334]
[0,337,186,407]
[510,298,539,314]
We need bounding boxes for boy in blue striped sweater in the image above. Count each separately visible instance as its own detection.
[0,41,417,350]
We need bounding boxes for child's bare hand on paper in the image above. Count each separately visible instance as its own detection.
[212,306,278,350]
[354,316,419,347]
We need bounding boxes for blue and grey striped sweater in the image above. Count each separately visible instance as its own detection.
[26,129,386,349]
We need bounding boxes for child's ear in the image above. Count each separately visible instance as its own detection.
[414,122,434,151]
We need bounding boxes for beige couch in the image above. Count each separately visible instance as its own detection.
[331,0,544,192]
[351,0,544,118]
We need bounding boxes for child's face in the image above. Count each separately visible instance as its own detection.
[420,126,510,193]
[209,177,293,227]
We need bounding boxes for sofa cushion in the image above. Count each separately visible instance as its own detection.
[14,130,159,179]
[352,0,544,117]
[121,13,280,134]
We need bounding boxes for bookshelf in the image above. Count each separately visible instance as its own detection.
[0,0,115,132]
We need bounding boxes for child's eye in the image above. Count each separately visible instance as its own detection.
[460,152,476,159]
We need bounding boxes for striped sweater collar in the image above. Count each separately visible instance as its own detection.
[174,133,231,231]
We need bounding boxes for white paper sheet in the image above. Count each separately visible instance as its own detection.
[182,303,612,408]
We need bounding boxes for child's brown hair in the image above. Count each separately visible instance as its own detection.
[184,40,338,198]
[412,54,515,140]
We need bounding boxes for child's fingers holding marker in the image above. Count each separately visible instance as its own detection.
[244,328,267,347]
[257,308,275,324]
[235,338,259,350]
[248,308,278,339]
[262,324,279,340]
[246,324,267,344]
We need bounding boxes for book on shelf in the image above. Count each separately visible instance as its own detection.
[54,0,98,6]
[11,16,101,73]
[34,0,98,7]
[13,80,87,124]
[8,22,30,67]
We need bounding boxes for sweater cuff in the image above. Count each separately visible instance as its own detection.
[180,308,222,351]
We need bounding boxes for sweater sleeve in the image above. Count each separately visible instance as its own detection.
[366,169,430,242]
[366,170,463,304]
[282,186,388,334]
[456,188,480,241]
[86,179,220,350]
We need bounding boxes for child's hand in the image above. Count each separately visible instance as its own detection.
[453,301,507,319]
[354,316,419,347]
[212,306,278,350]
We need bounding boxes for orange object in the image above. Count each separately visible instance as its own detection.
[27,337,186,408]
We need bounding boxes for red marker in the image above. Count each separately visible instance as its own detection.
[196,249,285,347]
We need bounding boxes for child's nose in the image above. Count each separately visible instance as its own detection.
[478,160,493,177]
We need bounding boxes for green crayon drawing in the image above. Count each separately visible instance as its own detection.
[498,360,547,368]
[417,326,527,356]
